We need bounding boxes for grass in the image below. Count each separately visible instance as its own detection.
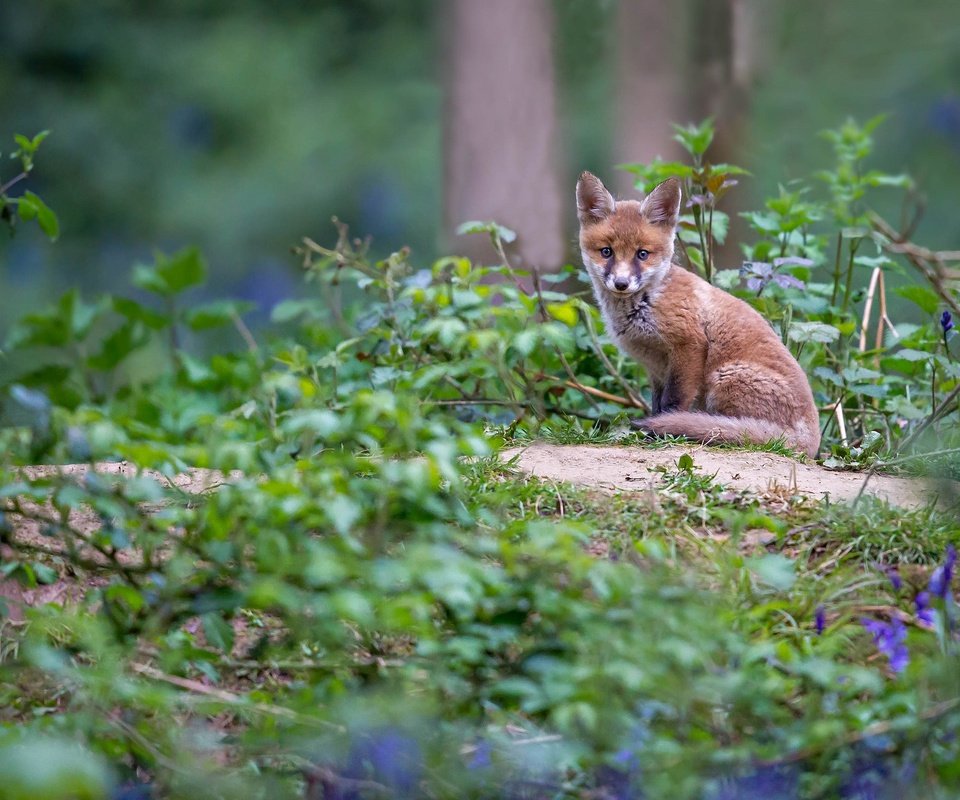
[463,450,959,676]
[501,417,811,459]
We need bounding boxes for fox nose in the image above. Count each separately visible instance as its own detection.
[613,277,629,291]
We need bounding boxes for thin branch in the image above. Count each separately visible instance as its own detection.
[896,381,960,455]
[858,266,881,352]
[0,171,28,197]
[231,310,258,353]
[869,212,960,317]
[757,697,960,768]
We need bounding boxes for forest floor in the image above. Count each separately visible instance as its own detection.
[3,447,955,625]
[501,442,955,509]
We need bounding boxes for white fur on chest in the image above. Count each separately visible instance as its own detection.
[591,280,668,376]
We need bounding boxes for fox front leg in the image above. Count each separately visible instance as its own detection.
[651,380,665,414]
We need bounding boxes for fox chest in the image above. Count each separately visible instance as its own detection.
[600,295,669,375]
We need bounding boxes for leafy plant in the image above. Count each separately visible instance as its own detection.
[0,131,58,240]
[1,118,960,798]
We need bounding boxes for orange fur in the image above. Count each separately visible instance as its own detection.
[576,172,820,458]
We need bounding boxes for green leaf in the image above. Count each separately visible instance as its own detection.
[202,612,235,654]
[112,296,170,329]
[892,285,940,315]
[133,247,207,297]
[788,321,841,344]
[546,302,578,327]
[747,554,796,591]
[86,321,149,371]
[184,300,255,330]
[511,329,539,357]
[672,118,715,157]
[0,737,112,800]
[271,298,324,323]
[22,191,59,240]
[455,220,517,243]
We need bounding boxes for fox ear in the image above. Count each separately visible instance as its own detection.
[576,172,615,224]
[639,178,681,227]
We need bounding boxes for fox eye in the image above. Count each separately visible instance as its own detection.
[599,247,613,258]
[637,249,649,261]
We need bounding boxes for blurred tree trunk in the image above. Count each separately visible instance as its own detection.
[443,0,564,271]
[686,0,764,267]
[613,0,686,196]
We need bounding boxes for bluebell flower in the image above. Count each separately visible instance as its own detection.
[929,544,957,600]
[915,591,935,626]
[815,605,826,635]
[884,566,902,592]
[467,740,492,771]
[941,310,954,334]
[862,617,909,673]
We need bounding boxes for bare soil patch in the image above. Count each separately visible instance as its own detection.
[501,443,955,509]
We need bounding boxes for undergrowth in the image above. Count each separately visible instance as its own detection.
[0,121,959,799]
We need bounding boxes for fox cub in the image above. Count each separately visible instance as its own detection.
[576,172,820,458]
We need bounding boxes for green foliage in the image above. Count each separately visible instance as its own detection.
[1,117,960,798]
[0,132,58,240]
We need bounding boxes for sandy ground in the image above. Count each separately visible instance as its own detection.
[501,442,957,510]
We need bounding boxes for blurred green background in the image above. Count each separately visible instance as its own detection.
[1,0,958,331]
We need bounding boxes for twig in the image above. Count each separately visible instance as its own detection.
[757,697,960,768]
[834,401,848,447]
[231,310,258,353]
[896,381,960,455]
[130,662,340,729]
[876,446,960,469]
[877,269,897,350]
[869,212,960,318]
[858,266,882,352]
[0,171,28,197]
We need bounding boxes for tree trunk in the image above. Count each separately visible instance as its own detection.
[613,0,686,196]
[686,0,763,269]
[443,0,564,271]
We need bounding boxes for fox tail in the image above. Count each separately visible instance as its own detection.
[636,411,818,458]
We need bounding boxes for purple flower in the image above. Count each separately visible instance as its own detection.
[815,605,826,635]
[862,617,909,673]
[929,544,957,600]
[884,566,903,592]
[942,310,954,334]
[915,591,935,626]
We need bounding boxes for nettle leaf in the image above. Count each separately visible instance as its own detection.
[886,348,932,363]
[86,321,150,371]
[511,329,540,357]
[455,220,517,244]
[813,367,843,388]
[21,191,59,240]
[184,300,255,331]
[788,321,841,344]
[841,366,883,382]
[546,302,578,327]
[892,285,940,315]
[112,296,170,329]
[709,209,729,245]
[849,383,888,399]
[271,298,324,323]
[747,554,796,591]
[202,612,235,654]
[740,211,781,235]
[133,247,207,297]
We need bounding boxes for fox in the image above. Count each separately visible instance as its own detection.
[575,171,820,458]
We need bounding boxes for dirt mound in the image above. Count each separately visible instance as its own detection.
[501,443,954,509]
